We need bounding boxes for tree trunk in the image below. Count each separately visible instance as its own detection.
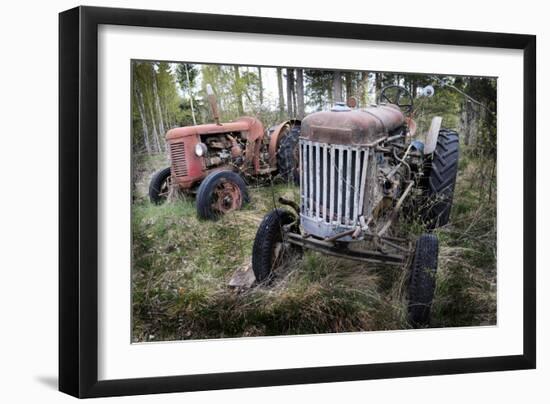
[184,64,197,125]
[134,84,151,154]
[375,73,383,95]
[148,102,162,153]
[358,71,369,107]
[332,71,343,103]
[162,97,170,129]
[277,67,285,118]
[292,79,297,117]
[150,65,165,151]
[460,100,479,147]
[344,72,353,100]
[296,69,305,119]
[258,67,264,105]
[233,66,245,115]
[411,79,418,99]
[286,68,294,117]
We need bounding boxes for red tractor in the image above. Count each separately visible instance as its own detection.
[149,85,300,219]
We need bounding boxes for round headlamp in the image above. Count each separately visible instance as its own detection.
[194,142,207,157]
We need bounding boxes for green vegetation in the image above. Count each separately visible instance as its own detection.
[132,148,496,342]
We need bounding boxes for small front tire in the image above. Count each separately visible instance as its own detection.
[252,209,298,283]
[196,170,249,220]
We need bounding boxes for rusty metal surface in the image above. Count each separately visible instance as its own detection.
[286,232,405,265]
[268,121,288,166]
[405,117,417,136]
[267,119,301,167]
[301,104,405,145]
[168,137,205,188]
[165,117,263,141]
[211,179,243,214]
[166,116,265,188]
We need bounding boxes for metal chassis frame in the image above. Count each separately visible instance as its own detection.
[286,231,410,265]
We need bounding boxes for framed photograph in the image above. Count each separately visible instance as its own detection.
[59,6,536,398]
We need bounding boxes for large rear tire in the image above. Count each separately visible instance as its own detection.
[277,124,301,184]
[196,170,249,220]
[423,129,460,229]
[252,209,298,283]
[408,233,439,327]
[149,167,172,204]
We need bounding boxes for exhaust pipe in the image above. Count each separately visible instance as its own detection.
[206,84,221,126]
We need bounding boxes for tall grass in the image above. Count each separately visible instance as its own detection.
[132,151,496,342]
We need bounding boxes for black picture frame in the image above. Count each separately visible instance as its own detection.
[59,5,536,398]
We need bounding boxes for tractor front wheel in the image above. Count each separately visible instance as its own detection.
[149,167,172,204]
[252,209,299,283]
[196,170,249,220]
[407,233,439,328]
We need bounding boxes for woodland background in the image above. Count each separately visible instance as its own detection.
[132,61,496,159]
[131,61,497,341]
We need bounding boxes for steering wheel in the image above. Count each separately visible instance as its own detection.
[378,85,414,115]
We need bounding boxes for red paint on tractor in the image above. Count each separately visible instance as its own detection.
[165,117,265,189]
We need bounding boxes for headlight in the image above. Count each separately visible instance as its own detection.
[194,143,207,157]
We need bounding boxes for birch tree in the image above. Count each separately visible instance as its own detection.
[133,82,151,154]
[150,64,166,151]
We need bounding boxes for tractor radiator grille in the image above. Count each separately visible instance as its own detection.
[169,142,188,178]
[299,139,371,227]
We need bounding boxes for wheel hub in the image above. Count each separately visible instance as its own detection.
[212,180,242,213]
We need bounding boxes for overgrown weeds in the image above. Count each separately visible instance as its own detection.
[132,152,496,342]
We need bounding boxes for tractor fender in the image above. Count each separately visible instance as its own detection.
[424,116,442,154]
[268,119,301,167]
[237,117,265,174]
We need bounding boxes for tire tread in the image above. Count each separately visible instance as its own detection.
[425,129,460,228]
[408,233,439,327]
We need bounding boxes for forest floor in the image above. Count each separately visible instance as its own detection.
[131,152,497,342]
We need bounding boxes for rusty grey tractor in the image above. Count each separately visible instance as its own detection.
[252,85,460,327]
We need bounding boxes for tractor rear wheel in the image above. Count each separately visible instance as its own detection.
[407,233,439,328]
[277,124,301,184]
[196,170,249,220]
[423,129,460,229]
[252,209,299,283]
[149,167,172,204]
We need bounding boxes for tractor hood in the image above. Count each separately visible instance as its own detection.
[301,103,405,145]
